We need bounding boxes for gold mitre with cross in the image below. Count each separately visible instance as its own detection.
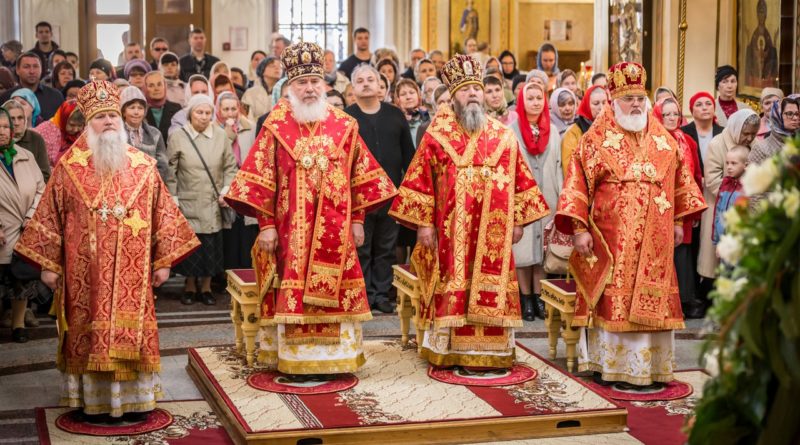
[607,61,647,100]
[77,80,121,120]
[281,41,325,82]
[441,54,484,95]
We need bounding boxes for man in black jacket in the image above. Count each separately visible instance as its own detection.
[345,64,415,313]
[0,52,64,120]
[179,28,219,82]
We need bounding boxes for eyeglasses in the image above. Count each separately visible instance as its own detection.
[783,111,800,119]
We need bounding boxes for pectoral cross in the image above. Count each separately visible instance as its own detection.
[97,202,113,222]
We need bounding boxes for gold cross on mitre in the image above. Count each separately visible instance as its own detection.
[653,191,672,215]
[67,147,91,166]
[123,209,148,236]
[602,131,624,150]
[652,135,672,152]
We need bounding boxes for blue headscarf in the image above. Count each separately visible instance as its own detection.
[10,88,41,126]
[769,94,800,138]
[536,42,560,76]
[272,77,288,106]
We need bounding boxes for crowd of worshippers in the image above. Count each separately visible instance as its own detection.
[1,23,799,343]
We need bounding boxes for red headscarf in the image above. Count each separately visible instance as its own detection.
[215,91,243,165]
[50,100,81,149]
[576,85,607,121]
[689,91,717,123]
[515,82,550,156]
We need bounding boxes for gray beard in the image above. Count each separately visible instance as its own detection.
[454,101,487,133]
[88,124,128,176]
[288,90,329,124]
[613,101,648,133]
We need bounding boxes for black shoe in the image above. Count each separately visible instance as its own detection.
[12,327,28,343]
[74,410,109,424]
[682,299,706,319]
[373,301,395,314]
[200,292,216,306]
[532,293,546,320]
[122,411,150,423]
[614,381,666,392]
[181,291,196,305]
[591,372,615,386]
[521,294,535,321]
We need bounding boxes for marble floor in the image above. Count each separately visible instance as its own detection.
[0,278,709,444]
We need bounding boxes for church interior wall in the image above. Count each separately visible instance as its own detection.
[515,0,595,71]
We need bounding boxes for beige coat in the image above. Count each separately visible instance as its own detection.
[241,84,273,122]
[167,123,238,234]
[0,148,45,263]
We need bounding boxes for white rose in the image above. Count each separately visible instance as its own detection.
[742,159,779,196]
[716,276,748,302]
[703,348,720,377]
[716,234,743,264]
[784,188,800,218]
[782,139,798,160]
[768,189,785,207]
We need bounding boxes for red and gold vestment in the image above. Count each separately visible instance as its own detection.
[389,106,549,367]
[15,135,200,380]
[555,107,706,332]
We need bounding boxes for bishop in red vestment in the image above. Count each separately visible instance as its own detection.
[390,55,549,370]
[15,80,200,420]
[555,62,706,387]
[224,42,396,376]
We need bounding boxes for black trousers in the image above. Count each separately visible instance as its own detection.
[357,206,399,306]
[674,243,697,304]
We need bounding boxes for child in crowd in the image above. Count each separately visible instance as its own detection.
[713,145,748,246]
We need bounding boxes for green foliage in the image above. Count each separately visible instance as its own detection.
[689,135,800,445]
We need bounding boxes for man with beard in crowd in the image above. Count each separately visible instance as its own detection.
[346,64,415,314]
[555,62,706,390]
[15,80,199,423]
[225,42,396,380]
[390,54,549,372]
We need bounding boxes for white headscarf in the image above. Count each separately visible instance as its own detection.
[722,108,758,149]
[549,87,577,134]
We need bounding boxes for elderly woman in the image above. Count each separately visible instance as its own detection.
[510,82,561,321]
[698,109,759,281]
[713,65,750,126]
[10,89,42,128]
[681,92,725,172]
[756,88,784,140]
[0,107,45,342]
[34,99,85,167]
[2,100,50,182]
[750,95,800,165]
[119,86,173,185]
[560,85,607,175]
[549,87,577,137]
[653,97,705,318]
[167,94,238,306]
[241,56,281,122]
[216,91,257,270]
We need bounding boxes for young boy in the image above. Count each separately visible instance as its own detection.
[713,145,748,245]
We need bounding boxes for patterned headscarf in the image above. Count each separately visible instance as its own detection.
[0,107,16,165]
[769,94,800,138]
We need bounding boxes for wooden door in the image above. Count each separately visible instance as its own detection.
[144,0,212,59]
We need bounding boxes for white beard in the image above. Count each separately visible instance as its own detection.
[613,101,648,133]
[455,101,487,133]
[88,121,128,176]
[288,89,329,124]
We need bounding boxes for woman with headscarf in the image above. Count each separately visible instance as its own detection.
[549,87,577,137]
[60,79,85,102]
[653,86,689,126]
[749,94,800,165]
[34,99,85,167]
[498,50,519,90]
[698,108,759,281]
[87,58,114,81]
[713,65,750,126]
[756,87,785,140]
[215,91,257,270]
[653,97,705,318]
[10,89,42,128]
[168,74,214,137]
[167,94,238,306]
[0,107,45,343]
[536,42,560,93]
[560,85,607,175]
[509,82,561,321]
[241,56,281,122]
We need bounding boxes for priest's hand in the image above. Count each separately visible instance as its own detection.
[674,225,684,245]
[351,223,365,247]
[512,225,524,244]
[258,228,279,253]
[418,227,436,249]
[41,270,59,290]
[152,268,170,287]
[573,232,593,257]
